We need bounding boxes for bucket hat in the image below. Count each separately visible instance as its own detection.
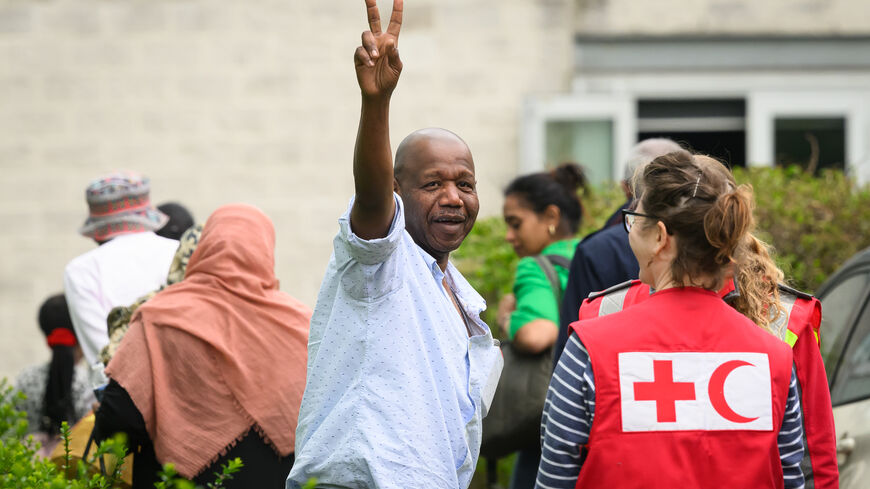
[79,171,168,241]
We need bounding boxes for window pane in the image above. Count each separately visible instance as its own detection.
[830,294,870,405]
[637,99,746,167]
[820,272,870,386]
[545,120,613,185]
[774,117,846,173]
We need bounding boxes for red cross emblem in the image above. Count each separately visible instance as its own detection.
[633,359,696,422]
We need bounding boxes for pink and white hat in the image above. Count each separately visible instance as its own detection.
[79,171,168,241]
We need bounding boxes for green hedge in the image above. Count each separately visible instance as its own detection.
[740,166,870,292]
[0,379,280,489]
[455,167,870,330]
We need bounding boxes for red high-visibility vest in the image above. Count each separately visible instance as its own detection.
[572,287,794,488]
[577,280,839,488]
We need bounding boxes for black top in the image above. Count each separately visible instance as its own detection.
[95,379,294,489]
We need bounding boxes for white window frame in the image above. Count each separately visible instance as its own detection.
[522,72,870,185]
[747,91,870,176]
[520,93,635,182]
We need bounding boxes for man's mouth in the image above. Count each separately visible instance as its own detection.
[433,215,466,224]
[432,215,467,234]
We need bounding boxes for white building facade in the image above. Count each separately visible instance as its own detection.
[1,0,868,378]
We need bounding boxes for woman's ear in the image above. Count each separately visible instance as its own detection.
[653,220,676,259]
[544,204,561,226]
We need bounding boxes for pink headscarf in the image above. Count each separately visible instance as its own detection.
[106,204,310,478]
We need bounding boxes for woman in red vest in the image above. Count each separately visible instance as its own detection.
[536,150,805,488]
[576,232,837,487]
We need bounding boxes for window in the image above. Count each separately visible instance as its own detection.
[820,272,870,387]
[521,93,634,184]
[637,99,746,167]
[774,117,846,173]
[545,120,613,184]
[747,90,865,176]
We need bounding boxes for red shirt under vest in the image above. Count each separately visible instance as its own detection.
[571,287,794,488]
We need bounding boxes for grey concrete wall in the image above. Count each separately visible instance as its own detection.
[0,0,575,379]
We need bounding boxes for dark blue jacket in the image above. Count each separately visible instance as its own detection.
[554,216,639,368]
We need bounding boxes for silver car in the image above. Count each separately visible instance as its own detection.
[817,246,870,488]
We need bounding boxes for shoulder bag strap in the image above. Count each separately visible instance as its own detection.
[543,254,571,270]
[533,254,569,364]
[533,255,564,307]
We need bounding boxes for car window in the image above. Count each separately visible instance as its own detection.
[830,297,870,406]
[819,272,870,382]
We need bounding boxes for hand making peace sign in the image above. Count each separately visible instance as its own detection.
[355,0,403,99]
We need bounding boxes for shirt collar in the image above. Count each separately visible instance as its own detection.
[414,244,487,316]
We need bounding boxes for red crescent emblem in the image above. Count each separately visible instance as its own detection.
[708,360,758,423]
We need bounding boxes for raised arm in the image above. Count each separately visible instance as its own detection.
[350,0,403,240]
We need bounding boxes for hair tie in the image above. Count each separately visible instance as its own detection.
[692,173,702,198]
[46,328,77,348]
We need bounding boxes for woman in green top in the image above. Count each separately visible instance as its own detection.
[498,162,586,489]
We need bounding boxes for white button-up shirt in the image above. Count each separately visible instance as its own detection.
[288,195,502,489]
[63,232,178,366]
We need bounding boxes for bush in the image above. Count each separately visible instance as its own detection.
[0,379,246,489]
[735,166,870,292]
[455,167,870,324]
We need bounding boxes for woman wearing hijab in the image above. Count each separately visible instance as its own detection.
[95,204,311,488]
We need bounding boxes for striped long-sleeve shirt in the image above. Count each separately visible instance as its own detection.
[536,334,806,489]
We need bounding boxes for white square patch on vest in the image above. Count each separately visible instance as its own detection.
[618,352,773,432]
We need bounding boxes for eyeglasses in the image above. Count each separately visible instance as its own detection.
[621,209,658,233]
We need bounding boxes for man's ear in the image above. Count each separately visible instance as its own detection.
[393,178,401,194]
[621,181,633,201]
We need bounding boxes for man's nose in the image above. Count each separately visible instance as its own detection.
[439,183,462,206]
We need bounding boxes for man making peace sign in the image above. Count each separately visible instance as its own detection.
[286,1,503,488]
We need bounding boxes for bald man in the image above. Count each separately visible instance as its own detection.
[287,2,502,488]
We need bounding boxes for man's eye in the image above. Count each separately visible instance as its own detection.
[459,181,474,189]
[423,182,439,189]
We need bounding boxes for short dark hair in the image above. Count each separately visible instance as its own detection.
[157,202,195,240]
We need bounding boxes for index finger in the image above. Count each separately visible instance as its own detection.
[386,0,403,37]
[364,0,382,34]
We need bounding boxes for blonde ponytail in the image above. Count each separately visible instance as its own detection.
[732,234,786,335]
